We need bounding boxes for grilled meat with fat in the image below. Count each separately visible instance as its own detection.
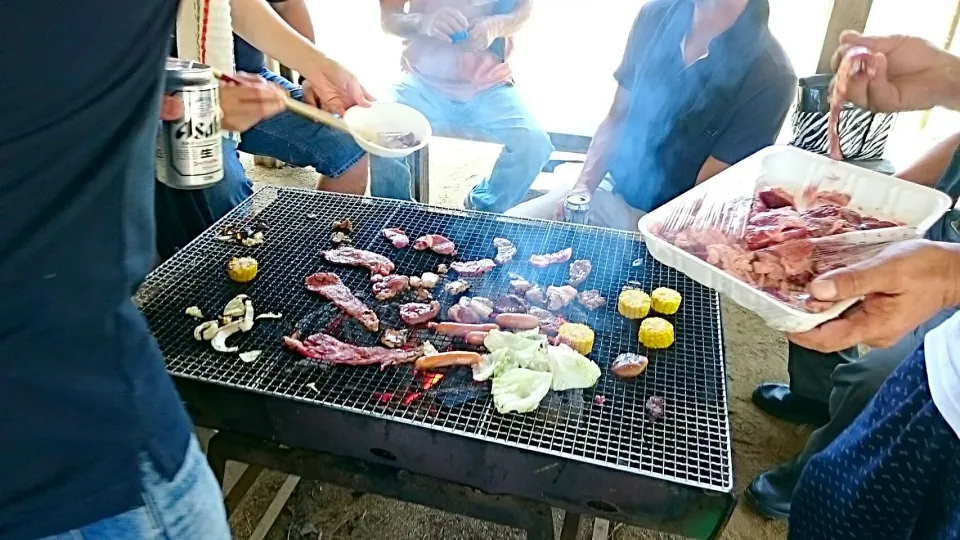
[305,272,379,331]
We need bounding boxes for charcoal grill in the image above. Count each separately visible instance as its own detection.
[137,187,735,538]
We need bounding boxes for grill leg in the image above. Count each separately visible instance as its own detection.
[559,512,582,540]
[523,507,555,540]
[206,432,227,485]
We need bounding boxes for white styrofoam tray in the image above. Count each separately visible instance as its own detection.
[638,145,953,333]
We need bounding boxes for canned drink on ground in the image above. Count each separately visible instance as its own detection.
[156,58,223,190]
[564,193,591,224]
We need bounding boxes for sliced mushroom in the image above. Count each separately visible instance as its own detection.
[239,350,263,363]
[193,320,220,341]
[239,300,255,333]
[223,294,249,317]
[212,321,243,353]
[255,312,283,320]
[185,306,204,319]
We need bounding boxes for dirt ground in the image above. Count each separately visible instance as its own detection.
[222,139,810,540]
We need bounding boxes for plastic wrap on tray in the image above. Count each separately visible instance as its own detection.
[647,178,904,314]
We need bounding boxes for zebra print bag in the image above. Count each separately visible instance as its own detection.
[789,74,896,161]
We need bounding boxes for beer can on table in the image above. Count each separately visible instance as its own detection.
[156,58,223,190]
[563,194,591,224]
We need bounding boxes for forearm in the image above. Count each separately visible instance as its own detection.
[230,0,327,81]
[481,0,532,38]
[381,10,425,39]
[274,0,315,43]
[575,115,622,192]
[897,131,960,187]
[936,242,960,308]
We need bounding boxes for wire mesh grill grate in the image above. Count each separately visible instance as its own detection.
[136,187,732,492]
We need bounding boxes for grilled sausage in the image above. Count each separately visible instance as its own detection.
[494,313,540,330]
[428,322,499,337]
[415,351,483,370]
[463,331,489,346]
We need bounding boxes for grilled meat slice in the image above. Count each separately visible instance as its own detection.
[382,228,410,249]
[450,259,496,277]
[331,218,353,233]
[508,273,534,294]
[444,279,471,296]
[577,290,606,310]
[400,300,441,325]
[494,294,527,314]
[525,286,545,305]
[305,273,380,331]
[567,259,592,287]
[529,307,563,335]
[380,328,409,349]
[529,247,572,268]
[372,275,411,301]
[493,238,517,265]
[321,247,395,276]
[413,234,457,255]
[545,285,578,311]
[283,332,420,369]
[447,297,494,324]
[330,231,351,246]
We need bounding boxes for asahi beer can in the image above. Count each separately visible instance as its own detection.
[156,58,223,190]
[563,193,591,224]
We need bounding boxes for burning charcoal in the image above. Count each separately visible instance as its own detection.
[645,396,667,421]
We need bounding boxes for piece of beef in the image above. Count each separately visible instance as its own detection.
[382,228,410,249]
[859,217,900,230]
[444,279,471,296]
[493,238,517,265]
[494,294,527,314]
[567,260,592,287]
[380,328,409,349]
[814,190,853,207]
[450,259,496,277]
[577,290,606,310]
[447,297,494,324]
[529,307,564,335]
[757,187,795,209]
[283,332,420,369]
[525,286,545,305]
[331,218,353,233]
[645,396,666,421]
[529,247,573,268]
[372,275,410,301]
[829,47,876,160]
[545,285,578,311]
[400,300,441,325]
[321,247,395,276]
[414,234,457,255]
[305,273,379,331]
[508,273,534,294]
[744,208,811,250]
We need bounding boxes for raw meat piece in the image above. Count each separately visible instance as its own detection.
[813,190,852,207]
[305,273,380,332]
[382,228,410,249]
[400,301,441,325]
[757,187,795,209]
[444,279,471,296]
[493,238,517,265]
[372,275,410,301]
[321,247,395,276]
[545,285,578,311]
[829,46,876,160]
[447,297,494,324]
[577,290,606,310]
[529,247,572,268]
[525,286,545,305]
[859,217,900,230]
[529,307,564,335]
[283,332,421,369]
[414,234,457,255]
[508,273,534,293]
[494,294,527,314]
[331,218,353,232]
[450,259,496,277]
[744,208,810,250]
[567,260,592,287]
[646,396,667,421]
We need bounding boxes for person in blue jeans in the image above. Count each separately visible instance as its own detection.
[374,0,554,212]
[156,0,372,260]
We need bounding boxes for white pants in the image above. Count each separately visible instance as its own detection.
[505,175,645,231]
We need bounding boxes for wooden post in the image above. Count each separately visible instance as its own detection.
[816,0,875,73]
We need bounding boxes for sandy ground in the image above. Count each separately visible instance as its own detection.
[219,138,809,540]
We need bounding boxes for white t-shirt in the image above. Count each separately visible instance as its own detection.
[925,311,960,439]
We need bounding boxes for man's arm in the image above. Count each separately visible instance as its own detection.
[231,0,328,81]
[380,0,424,39]
[480,0,532,38]
[273,0,315,43]
[896,131,960,187]
[574,87,632,193]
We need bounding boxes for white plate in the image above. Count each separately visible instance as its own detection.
[638,146,953,333]
[343,102,432,159]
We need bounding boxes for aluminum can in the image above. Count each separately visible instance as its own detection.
[156,58,223,189]
[563,193,591,224]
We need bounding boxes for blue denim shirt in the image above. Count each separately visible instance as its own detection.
[927,147,960,244]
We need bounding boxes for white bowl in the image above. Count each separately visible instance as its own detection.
[343,102,432,159]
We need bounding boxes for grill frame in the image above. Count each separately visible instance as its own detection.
[138,187,734,494]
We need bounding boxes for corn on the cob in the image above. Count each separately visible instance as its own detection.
[618,289,651,319]
[639,317,674,349]
[227,257,259,283]
[557,323,595,355]
[651,287,682,315]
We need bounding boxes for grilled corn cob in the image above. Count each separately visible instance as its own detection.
[557,323,595,355]
[618,289,651,319]
[639,317,674,349]
[651,287,682,315]
[227,257,259,283]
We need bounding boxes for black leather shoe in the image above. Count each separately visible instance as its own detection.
[752,383,830,426]
[745,470,793,521]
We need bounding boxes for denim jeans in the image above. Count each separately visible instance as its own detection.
[239,68,366,178]
[39,436,229,540]
[370,76,554,213]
